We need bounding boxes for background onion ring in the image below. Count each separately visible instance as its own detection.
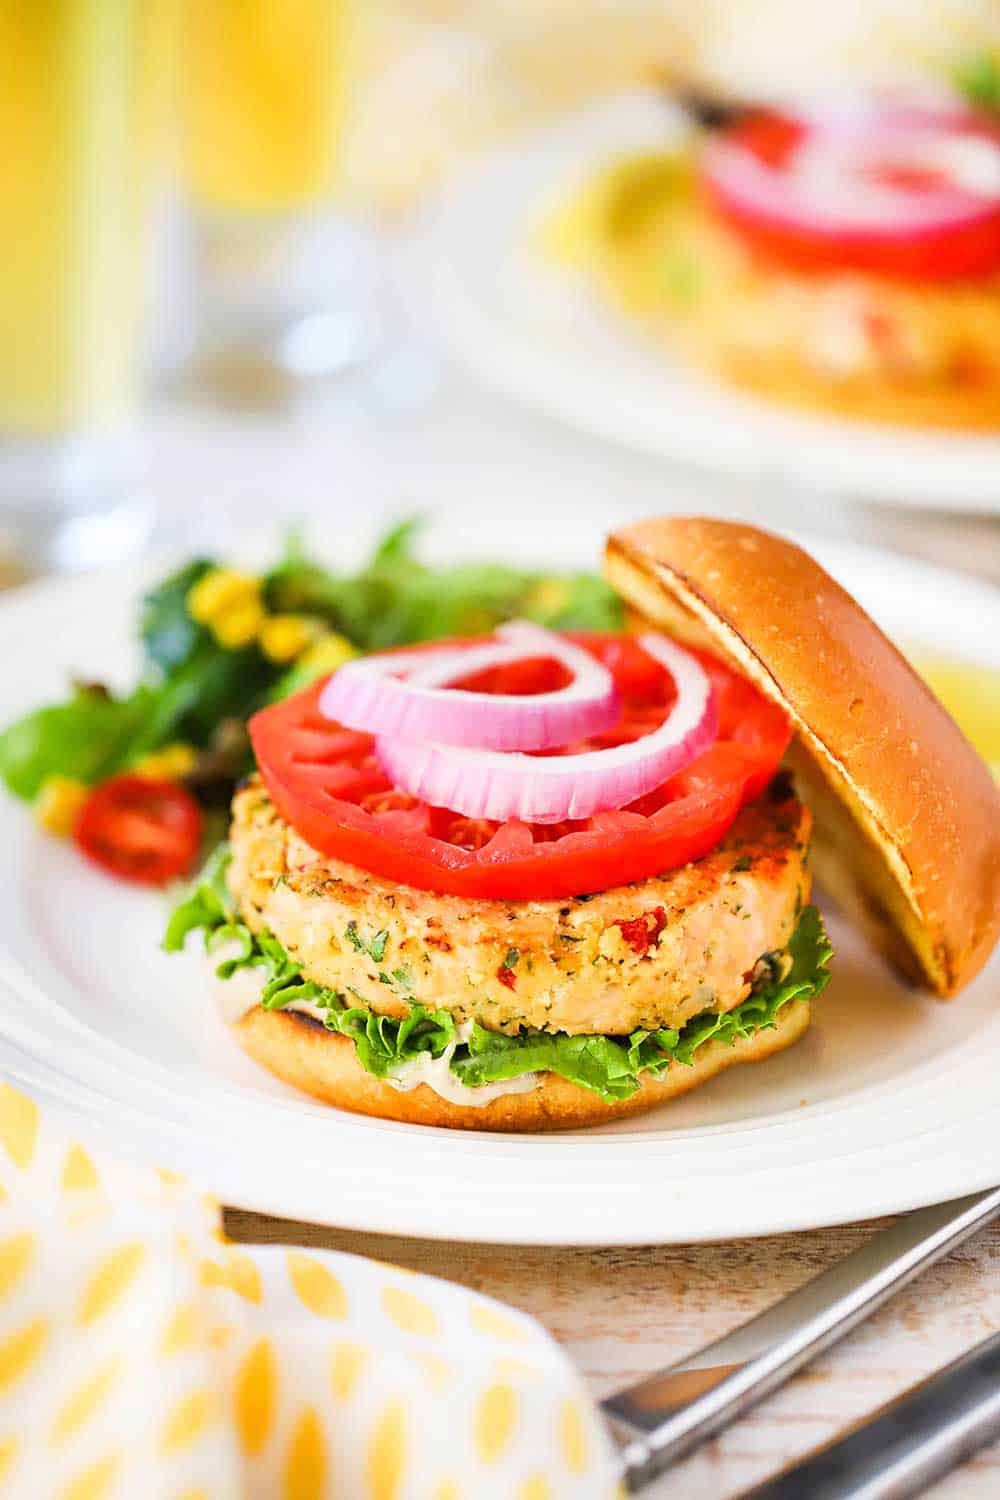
[700,104,1000,280]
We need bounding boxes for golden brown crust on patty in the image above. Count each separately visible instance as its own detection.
[228,778,811,1036]
[235,996,811,1131]
[605,516,1000,995]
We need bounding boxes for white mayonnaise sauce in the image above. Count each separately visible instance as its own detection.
[385,1024,538,1108]
[210,959,538,1105]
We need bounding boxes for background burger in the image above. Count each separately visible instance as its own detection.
[550,94,1000,430]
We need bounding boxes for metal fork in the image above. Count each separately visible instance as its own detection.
[601,1186,1000,1492]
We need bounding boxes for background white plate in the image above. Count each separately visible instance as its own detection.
[1,507,998,1244]
[419,94,1000,514]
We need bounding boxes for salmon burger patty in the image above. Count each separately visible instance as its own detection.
[227,773,812,1038]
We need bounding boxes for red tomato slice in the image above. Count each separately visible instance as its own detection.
[702,107,1000,281]
[76,775,203,886]
[249,634,791,901]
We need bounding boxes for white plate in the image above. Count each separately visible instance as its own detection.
[1,512,999,1244]
[419,93,1000,514]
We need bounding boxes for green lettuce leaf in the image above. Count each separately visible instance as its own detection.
[669,903,832,1065]
[0,573,269,801]
[167,859,832,1102]
[0,683,160,801]
[140,560,214,673]
[162,844,235,952]
[136,558,274,751]
[955,52,1000,112]
[263,517,624,649]
[164,847,458,1078]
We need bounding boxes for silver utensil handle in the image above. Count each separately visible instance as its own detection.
[602,1186,1000,1492]
[741,1329,1000,1499]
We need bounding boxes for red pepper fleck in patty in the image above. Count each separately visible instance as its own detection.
[615,907,668,957]
[497,965,517,990]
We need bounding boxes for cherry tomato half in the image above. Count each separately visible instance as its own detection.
[75,775,203,886]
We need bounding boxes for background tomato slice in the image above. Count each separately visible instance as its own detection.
[703,108,1000,281]
[75,775,203,886]
[249,634,791,901]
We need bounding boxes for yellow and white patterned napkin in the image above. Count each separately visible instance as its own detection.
[0,1082,621,1500]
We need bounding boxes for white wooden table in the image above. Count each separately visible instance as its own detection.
[145,320,1000,1497]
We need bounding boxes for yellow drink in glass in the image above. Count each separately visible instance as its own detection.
[183,0,350,213]
[0,0,173,567]
[178,0,373,393]
[0,0,172,431]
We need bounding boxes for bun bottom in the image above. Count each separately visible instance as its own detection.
[235,1000,811,1131]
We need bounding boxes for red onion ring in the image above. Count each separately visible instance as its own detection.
[375,635,717,825]
[702,117,1000,243]
[786,89,977,137]
[319,621,620,751]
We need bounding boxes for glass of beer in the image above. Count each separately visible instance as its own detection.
[181,0,372,398]
[0,0,173,574]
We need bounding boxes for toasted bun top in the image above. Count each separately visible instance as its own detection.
[605,516,1000,996]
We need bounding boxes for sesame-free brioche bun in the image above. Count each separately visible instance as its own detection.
[235,998,811,1132]
[605,516,1000,996]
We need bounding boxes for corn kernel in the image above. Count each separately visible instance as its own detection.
[187,568,260,625]
[526,577,570,615]
[212,597,266,650]
[296,632,358,676]
[131,743,198,781]
[258,614,322,664]
[34,776,89,837]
